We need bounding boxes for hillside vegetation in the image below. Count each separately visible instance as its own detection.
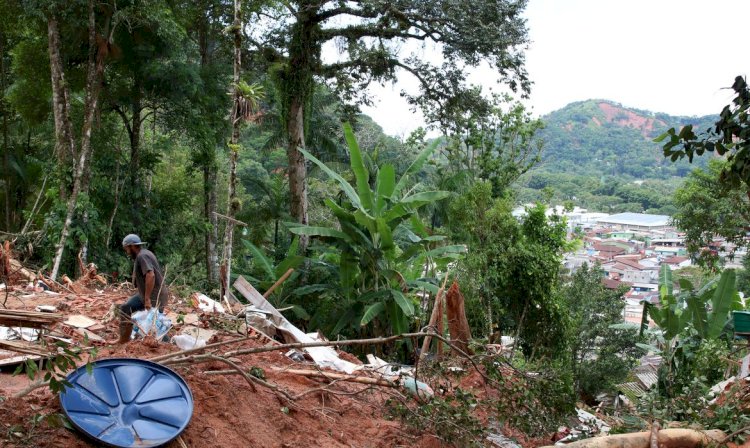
[516,100,718,214]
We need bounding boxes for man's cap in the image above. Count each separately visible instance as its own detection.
[122,234,146,247]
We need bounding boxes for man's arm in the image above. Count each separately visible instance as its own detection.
[144,270,155,308]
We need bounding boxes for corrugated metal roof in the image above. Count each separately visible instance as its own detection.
[617,382,646,401]
[597,213,670,227]
[635,371,659,389]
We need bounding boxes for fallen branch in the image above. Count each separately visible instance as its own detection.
[722,424,750,444]
[12,379,49,399]
[202,355,297,403]
[203,355,256,392]
[272,367,396,387]
[162,330,501,390]
[148,335,251,363]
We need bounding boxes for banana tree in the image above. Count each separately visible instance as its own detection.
[241,237,307,319]
[640,264,743,396]
[289,123,464,337]
[643,264,741,341]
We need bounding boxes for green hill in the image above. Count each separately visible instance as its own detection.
[516,100,719,214]
[537,99,717,178]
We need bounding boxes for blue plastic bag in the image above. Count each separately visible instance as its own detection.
[131,309,172,341]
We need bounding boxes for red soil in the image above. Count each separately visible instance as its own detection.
[596,102,667,137]
[0,280,440,448]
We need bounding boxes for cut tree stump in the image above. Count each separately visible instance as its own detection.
[445,281,473,356]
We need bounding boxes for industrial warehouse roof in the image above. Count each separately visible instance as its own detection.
[596,213,670,227]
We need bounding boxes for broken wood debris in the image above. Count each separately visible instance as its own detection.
[0,339,52,357]
[0,309,64,328]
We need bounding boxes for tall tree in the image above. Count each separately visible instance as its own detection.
[222,0,242,295]
[0,29,10,231]
[168,0,232,287]
[248,0,530,251]
[48,1,110,281]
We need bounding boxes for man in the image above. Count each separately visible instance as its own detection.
[116,234,169,344]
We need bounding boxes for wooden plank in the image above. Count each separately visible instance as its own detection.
[0,340,51,356]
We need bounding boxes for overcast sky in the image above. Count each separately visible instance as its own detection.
[360,0,750,138]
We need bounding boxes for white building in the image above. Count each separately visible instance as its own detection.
[596,213,671,232]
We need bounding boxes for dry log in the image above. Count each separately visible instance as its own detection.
[649,422,660,448]
[538,429,725,448]
[445,281,473,356]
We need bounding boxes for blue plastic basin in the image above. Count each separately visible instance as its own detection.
[60,358,194,447]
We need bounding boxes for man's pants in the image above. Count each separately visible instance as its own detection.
[118,294,165,341]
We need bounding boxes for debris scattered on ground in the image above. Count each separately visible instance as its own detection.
[194,293,225,313]
[0,255,561,448]
[62,314,97,329]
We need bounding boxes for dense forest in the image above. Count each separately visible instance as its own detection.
[1,0,750,445]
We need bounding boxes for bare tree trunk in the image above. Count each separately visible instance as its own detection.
[1,33,10,231]
[196,5,219,287]
[47,18,76,201]
[129,79,143,226]
[49,1,103,281]
[204,163,219,284]
[105,154,122,248]
[221,0,242,294]
[287,96,309,252]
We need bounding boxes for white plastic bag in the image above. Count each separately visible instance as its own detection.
[131,309,172,340]
[171,334,207,350]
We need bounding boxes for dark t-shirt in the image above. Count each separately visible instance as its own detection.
[132,248,169,307]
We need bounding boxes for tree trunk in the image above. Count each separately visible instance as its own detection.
[204,163,219,284]
[287,96,309,251]
[47,18,76,201]
[105,153,122,248]
[221,0,242,294]
[129,79,143,225]
[49,1,103,281]
[196,6,219,288]
[1,33,10,231]
[284,6,317,254]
